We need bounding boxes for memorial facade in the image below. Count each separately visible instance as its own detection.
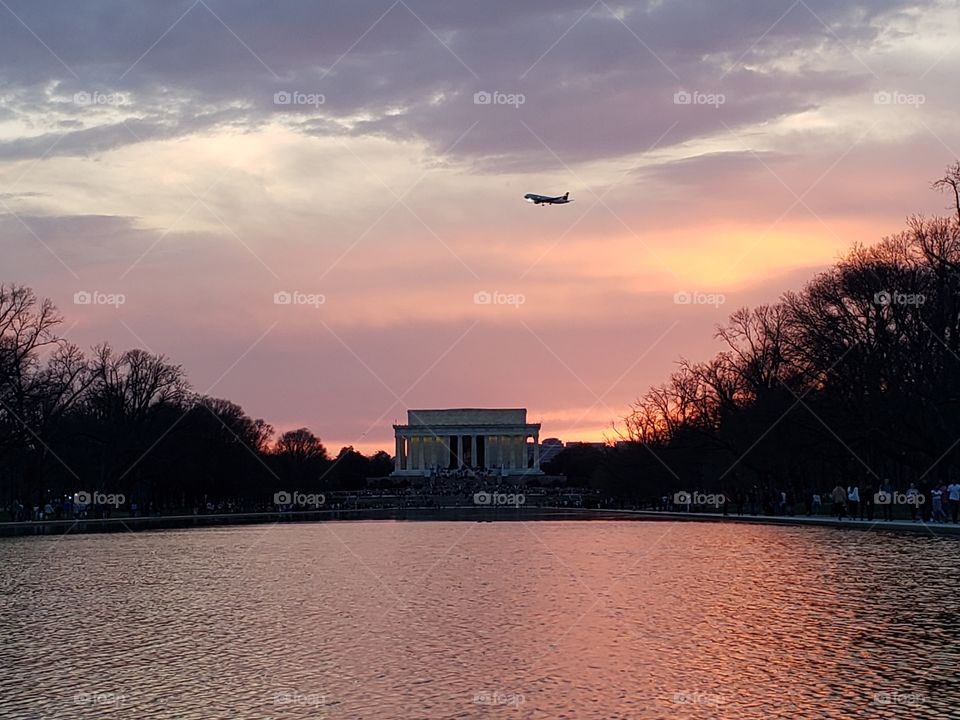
[392,408,542,476]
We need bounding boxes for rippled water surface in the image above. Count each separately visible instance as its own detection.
[2,520,960,719]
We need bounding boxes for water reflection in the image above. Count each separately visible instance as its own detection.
[1,521,959,718]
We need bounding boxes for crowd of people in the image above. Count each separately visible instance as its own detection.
[2,477,597,521]
[8,475,960,524]
[415,466,523,499]
[823,480,960,523]
[649,479,960,524]
[5,497,257,521]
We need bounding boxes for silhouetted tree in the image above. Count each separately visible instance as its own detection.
[607,162,960,504]
[272,427,329,491]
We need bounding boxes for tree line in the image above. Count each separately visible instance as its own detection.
[0,295,391,517]
[546,163,960,510]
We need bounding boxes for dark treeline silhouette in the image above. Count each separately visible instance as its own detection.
[547,163,960,515]
[0,297,391,518]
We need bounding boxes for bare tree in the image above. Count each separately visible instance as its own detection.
[0,284,66,450]
[932,160,960,223]
[86,345,190,421]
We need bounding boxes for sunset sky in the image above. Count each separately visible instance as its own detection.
[2,0,958,453]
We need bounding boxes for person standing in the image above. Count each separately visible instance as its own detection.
[878,479,894,521]
[847,484,860,521]
[947,480,960,524]
[832,484,847,520]
[907,483,921,521]
[931,485,945,523]
[862,480,875,521]
[919,479,933,523]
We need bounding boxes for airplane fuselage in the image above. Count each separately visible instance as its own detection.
[524,192,571,205]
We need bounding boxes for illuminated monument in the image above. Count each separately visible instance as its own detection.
[392,409,542,476]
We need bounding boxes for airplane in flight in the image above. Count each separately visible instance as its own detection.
[524,191,572,206]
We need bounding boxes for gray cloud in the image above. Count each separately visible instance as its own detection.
[0,0,935,168]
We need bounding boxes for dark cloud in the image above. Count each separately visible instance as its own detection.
[0,0,933,168]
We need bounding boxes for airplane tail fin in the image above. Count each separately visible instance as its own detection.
[564,192,569,200]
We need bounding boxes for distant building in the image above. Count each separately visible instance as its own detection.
[392,408,542,476]
[564,441,608,451]
[538,437,565,465]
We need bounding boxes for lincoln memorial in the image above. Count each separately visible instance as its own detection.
[392,408,542,476]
